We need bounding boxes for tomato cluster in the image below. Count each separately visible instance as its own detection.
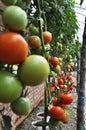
[0,1,50,116]
[48,70,74,124]
[0,0,75,128]
[47,49,75,125]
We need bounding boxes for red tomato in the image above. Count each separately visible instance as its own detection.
[49,56,59,67]
[60,93,74,105]
[59,84,64,89]
[67,75,73,82]
[53,97,58,106]
[50,83,56,91]
[49,105,64,120]
[0,32,28,64]
[58,78,64,85]
[43,31,52,44]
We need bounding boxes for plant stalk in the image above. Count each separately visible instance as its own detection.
[77,17,86,130]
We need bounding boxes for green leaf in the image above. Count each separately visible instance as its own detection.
[2,115,11,130]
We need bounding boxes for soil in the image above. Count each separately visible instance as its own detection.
[16,88,77,130]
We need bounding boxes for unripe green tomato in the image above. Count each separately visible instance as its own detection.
[29,25,39,35]
[54,65,61,73]
[11,97,31,115]
[0,70,23,103]
[2,5,28,31]
[18,55,50,86]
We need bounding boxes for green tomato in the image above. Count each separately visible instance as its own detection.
[2,5,28,31]
[18,55,50,86]
[1,0,17,5]
[11,97,30,115]
[54,65,61,73]
[0,70,23,103]
[29,25,39,35]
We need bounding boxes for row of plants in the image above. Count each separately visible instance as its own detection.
[0,0,81,130]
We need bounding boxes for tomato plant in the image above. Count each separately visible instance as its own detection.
[0,0,79,129]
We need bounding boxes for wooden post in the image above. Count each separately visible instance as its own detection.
[77,17,86,130]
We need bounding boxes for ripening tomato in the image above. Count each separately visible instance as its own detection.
[43,31,52,44]
[48,105,64,120]
[61,110,69,124]
[49,56,59,67]
[60,93,74,105]
[28,35,41,49]
[18,55,50,86]
[0,70,23,103]
[0,32,29,64]
[11,97,30,115]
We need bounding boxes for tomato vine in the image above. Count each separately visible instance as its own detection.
[0,0,81,129]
